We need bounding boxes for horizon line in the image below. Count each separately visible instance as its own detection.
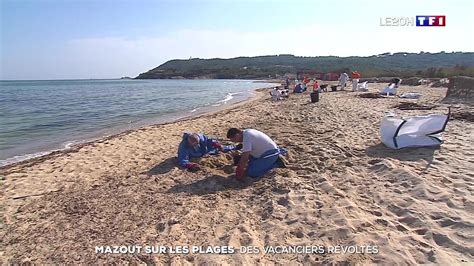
[2,50,473,81]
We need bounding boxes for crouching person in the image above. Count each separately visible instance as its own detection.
[177,133,224,172]
[226,128,287,181]
[389,77,402,88]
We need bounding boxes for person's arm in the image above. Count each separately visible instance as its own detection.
[212,140,223,151]
[177,142,190,167]
[236,151,250,181]
[205,135,224,152]
[177,142,200,170]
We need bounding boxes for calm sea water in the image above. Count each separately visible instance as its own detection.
[0,79,276,166]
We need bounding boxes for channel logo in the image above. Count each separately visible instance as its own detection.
[416,16,446,26]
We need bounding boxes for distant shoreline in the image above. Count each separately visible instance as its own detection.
[0,78,283,82]
[0,85,276,170]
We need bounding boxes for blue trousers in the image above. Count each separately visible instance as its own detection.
[247,148,282,178]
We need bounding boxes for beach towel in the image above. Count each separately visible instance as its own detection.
[247,147,288,178]
[380,110,450,149]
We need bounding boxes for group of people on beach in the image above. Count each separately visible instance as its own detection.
[333,71,361,91]
[284,70,363,94]
[177,128,287,181]
[176,70,376,180]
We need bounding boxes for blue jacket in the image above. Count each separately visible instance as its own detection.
[294,84,304,93]
[177,133,219,167]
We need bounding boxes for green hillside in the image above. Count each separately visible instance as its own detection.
[136,52,474,79]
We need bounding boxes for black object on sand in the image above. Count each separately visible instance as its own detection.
[310,91,320,103]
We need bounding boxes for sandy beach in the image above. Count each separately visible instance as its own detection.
[1,82,473,264]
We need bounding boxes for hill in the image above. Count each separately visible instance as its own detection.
[135,52,474,79]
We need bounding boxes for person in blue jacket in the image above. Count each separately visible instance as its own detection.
[178,132,235,172]
[293,83,305,93]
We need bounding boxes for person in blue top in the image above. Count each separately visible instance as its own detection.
[177,132,237,172]
[293,83,305,93]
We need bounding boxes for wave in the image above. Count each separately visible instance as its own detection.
[0,151,55,167]
[0,139,89,167]
[64,139,88,149]
[216,92,240,104]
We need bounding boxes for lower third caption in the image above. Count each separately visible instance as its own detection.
[95,245,379,254]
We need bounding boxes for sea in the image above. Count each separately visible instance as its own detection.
[0,79,276,167]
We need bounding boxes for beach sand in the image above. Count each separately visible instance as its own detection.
[1,83,473,264]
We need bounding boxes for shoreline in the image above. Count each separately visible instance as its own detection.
[1,83,473,264]
[0,86,274,171]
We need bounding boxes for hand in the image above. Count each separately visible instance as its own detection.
[235,166,245,180]
[185,163,200,172]
[211,142,223,151]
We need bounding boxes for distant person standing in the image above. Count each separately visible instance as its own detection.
[351,71,361,91]
[285,78,290,89]
[312,79,320,92]
[303,76,310,85]
[338,72,349,90]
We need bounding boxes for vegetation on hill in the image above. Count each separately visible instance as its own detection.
[135,52,474,79]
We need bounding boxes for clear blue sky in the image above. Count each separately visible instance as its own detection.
[1,0,473,80]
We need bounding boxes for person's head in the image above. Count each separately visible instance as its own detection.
[187,133,200,147]
[227,128,243,143]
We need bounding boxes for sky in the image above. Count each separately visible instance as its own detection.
[1,0,473,80]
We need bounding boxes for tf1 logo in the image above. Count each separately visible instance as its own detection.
[416,16,446,26]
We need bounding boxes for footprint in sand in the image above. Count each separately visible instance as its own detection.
[276,197,291,207]
[387,204,406,217]
[414,228,428,235]
[155,217,180,235]
[226,224,262,248]
[375,218,389,226]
